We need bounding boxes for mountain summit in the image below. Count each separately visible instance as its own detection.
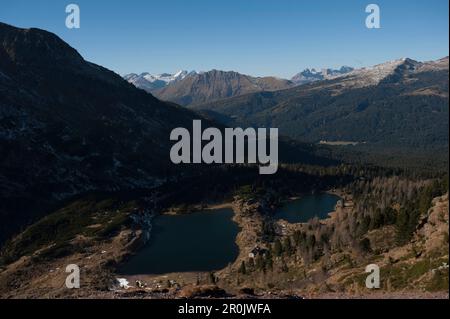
[123,69,292,106]
[123,70,195,91]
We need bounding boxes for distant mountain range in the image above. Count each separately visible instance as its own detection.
[124,70,294,106]
[122,57,449,168]
[192,57,449,166]
[153,70,294,106]
[123,66,355,106]
[123,66,354,97]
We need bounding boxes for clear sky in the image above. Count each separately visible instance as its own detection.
[0,0,448,78]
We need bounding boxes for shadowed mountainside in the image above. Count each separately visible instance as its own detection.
[0,22,204,242]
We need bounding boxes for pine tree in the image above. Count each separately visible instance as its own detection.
[255,254,264,270]
[209,272,216,284]
[283,237,293,256]
[265,250,273,271]
[273,239,283,257]
[248,257,255,270]
[238,261,247,275]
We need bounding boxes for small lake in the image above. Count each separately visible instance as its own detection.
[275,193,341,223]
[119,207,239,275]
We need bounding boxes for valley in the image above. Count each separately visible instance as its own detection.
[0,20,448,300]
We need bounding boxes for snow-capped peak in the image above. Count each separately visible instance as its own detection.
[173,70,187,78]
[123,70,197,92]
[316,58,422,91]
[144,70,195,84]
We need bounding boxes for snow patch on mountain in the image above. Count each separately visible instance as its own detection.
[124,70,197,92]
[332,58,421,89]
[291,66,354,85]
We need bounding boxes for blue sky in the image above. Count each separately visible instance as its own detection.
[0,0,448,78]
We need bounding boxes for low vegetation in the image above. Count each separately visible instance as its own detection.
[0,194,137,265]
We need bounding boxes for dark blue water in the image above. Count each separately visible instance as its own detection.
[275,193,340,223]
[119,207,239,275]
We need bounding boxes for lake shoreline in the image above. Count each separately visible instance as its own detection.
[119,205,240,276]
[274,191,342,224]
[162,201,233,216]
